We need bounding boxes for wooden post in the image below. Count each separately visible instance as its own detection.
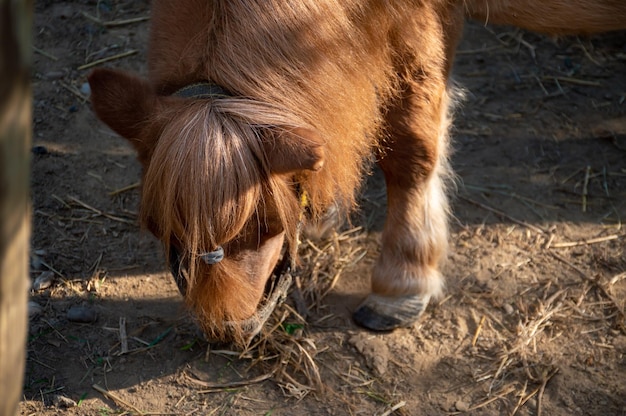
[0,0,32,414]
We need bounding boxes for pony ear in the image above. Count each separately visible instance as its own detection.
[264,128,326,174]
[88,68,158,142]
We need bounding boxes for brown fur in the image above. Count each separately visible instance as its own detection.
[465,0,626,35]
[89,0,626,341]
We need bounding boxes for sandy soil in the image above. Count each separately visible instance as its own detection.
[23,1,625,415]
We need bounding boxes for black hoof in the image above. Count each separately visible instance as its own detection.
[353,294,430,331]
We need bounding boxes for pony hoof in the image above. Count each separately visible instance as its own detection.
[353,293,430,331]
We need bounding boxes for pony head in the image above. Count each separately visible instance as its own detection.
[88,68,326,342]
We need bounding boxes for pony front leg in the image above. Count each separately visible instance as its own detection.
[354,79,452,331]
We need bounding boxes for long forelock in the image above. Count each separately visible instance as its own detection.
[142,101,263,264]
[140,99,304,285]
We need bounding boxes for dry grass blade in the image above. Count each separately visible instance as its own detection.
[270,331,323,397]
[292,338,323,387]
[463,184,559,209]
[42,319,69,344]
[469,385,517,414]
[318,358,375,389]
[542,76,602,87]
[77,50,139,70]
[59,81,89,102]
[448,385,517,415]
[511,385,542,416]
[33,46,58,61]
[82,11,149,27]
[40,260,65,279]
[549,251,626,331]
[536,368,559,416]
[92,384,144,415]
[278,370,316,399]
[28,357,56,371]
[548,234,620,248]
[119,317,129,355]
[610,272,626,286]
[379,400,407,416]
[109,182,141,197]
[67,195,135,224]
[459,196,548,234]
[582,165,591,212]
[509,381,528,416]
[456,45,503,55]
[472,315,486,347]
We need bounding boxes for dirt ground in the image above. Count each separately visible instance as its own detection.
[22,1,625,415]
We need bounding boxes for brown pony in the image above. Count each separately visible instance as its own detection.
[88,0,626,342]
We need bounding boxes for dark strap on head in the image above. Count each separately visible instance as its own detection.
[173,83,231,99]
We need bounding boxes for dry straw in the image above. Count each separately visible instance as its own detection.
[179,226,368,400]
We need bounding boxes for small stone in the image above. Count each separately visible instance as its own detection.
[31,145,49,155]
[44,71,65,80]
[612,335,626,352]
[349,333,389,375]
[455,400,471,412]
[30,254,44,270]
[28,301,43,318]
[47,338,61,347]
[67,306,97,323]
[51,4,74,19]
[503,304,514,315]
[52,394,77,408]
[80,82,91,96]
[33,271,55,291]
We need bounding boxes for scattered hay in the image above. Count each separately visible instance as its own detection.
[170,143,625,410]
[453,161,625,414]
[177,227,368,400]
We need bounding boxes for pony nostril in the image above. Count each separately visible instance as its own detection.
[200,246,225,265]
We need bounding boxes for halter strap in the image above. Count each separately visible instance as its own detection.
[200,246,224,265]
[172,82,231,99]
